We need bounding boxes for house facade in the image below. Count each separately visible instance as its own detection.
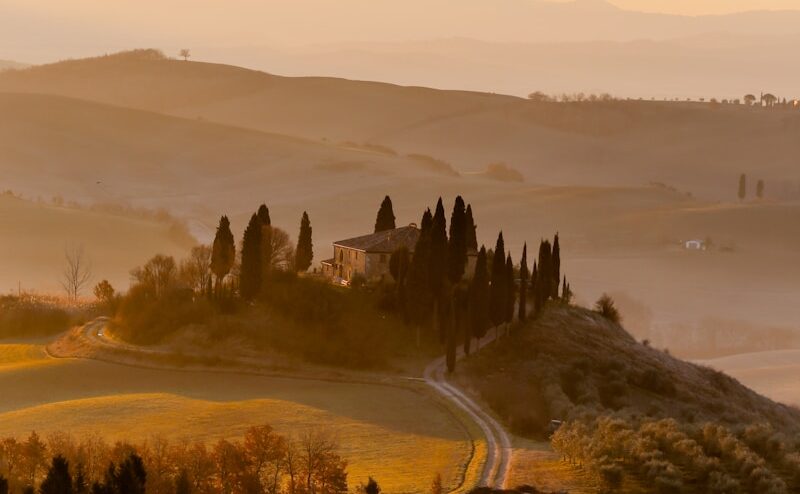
[321,225,421,283]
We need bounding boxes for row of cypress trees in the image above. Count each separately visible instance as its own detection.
[388,195,568,372]
[208,204,314,301]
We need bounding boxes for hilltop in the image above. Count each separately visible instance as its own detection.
[457,305,800,492]
[2,50,800,200]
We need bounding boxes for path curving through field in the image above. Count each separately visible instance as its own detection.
[66,318,513,491]
[423,332,513,489]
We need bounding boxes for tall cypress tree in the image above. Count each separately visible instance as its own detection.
[430,198,449,342]
[406,211,434,346]
[420,208,433,233]
[448,196,468,284]
[295,211,313,272]
[445,293,457,373]
[551,233,561,299]
[211,215,235,295]
[239,213,263,300]
[258,204,273,281]
[505,253,516,325]
[468,246,490,346]
[465,204,478,252]
[374,196,396,232]
[489,232,507,329]
[257,204,271,226]
[530,260,538,311]
[518,243,529,321]
[536,240,552,313]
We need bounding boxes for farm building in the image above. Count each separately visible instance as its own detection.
[322,224,478,284]
[684,239,707,251]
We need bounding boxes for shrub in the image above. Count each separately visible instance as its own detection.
[595,294,622,323]
[0,296,72,338]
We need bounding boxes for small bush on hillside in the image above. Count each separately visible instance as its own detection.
[595,294,622,323]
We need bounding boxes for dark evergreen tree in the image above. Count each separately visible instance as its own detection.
[756,179,765,199]
[114,454,146,494]
[738,173,747,201]
[447,196,468,284]
[40,456,72,494]
[406,212,434,346]
[239,213,263,300]
[489,232,507,329]
[468,247,490,344]
[562,275,572,303]
[364,477,381,494]
[257,204,271,226]
[535,240,552,313]
[518,243,529,321]
[430,198,449,342]
[0,475,7,494]
[530,261,538,311]
[374,196,396,232]
[551,233,561,299]
[420,208,433,233]
[505,254,516,324]
[210,216,235,296]
[465,204,478,252]
[295,211,313,272]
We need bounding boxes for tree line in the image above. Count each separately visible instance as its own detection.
[384,195,570,372]
[0,427,347,494]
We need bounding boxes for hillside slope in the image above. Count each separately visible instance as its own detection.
[457,305,800,492]
[0,194,194,294]
[2,51,800,199]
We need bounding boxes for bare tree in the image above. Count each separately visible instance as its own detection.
[61,245,92,301]
[179,49,191,61]
[179,245,213,294]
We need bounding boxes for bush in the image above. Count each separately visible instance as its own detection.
[595,294,622,323]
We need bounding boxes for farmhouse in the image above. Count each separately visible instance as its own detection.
[684,239,706,251]
[321,224,479,284]
[321,225,421,283]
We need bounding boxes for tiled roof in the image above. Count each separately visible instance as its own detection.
[334,225,420,253]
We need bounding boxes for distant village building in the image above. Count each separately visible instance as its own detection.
[684,239,706,251]
[322,224,478,284]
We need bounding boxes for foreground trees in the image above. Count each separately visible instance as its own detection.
[0,427,347,494]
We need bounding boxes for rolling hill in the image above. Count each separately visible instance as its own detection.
[2,51,800,201]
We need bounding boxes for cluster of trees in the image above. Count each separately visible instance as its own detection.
[0,427,348,494]
[553,417,800,493]
[527,91,616,103]
[385,195,569,372]
[211,205,313,301]
[737,174,766,201]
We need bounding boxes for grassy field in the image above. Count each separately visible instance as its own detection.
[0,342,474,494]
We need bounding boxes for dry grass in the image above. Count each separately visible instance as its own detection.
[0,343,52,369]
[0,345,472,493]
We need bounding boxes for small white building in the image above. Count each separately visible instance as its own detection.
[684,239,706,251]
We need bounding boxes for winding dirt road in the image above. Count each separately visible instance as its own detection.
[424,333,512,490]
[69,318,513,490]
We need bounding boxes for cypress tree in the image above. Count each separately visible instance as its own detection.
[536,240,552,313]
[447,196,468,284]
[518,243,529,321]
[505,253,516,325]
[406,212,434,346]
[738,173,747,201]
[239,213,263,300]
[445,293,457,373]
[465,204,478,252]
[530,260,538,312]
[420,208,433,233]
[468,247,490,344]
[374,196,396,232]
[551,233,561,299]
[0,476,8,494]
[489,232,507,329]
[295,211,313,272]
[257,204,271,226]
[390,247,411,321]
[210,216,235,295]
[40,456,72,494]
[756,179,765,199]
[430,198,449,342]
